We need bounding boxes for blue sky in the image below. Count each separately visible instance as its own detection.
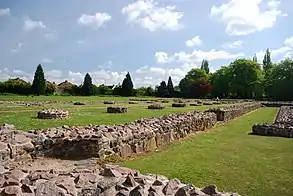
[0,0,292,87]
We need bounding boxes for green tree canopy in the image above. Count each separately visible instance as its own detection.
[263,48,272,72]
[157,81,169,97]
[121,72,134,96]
[229,59,263,98]
[200,59,210,74]
[31,64,46,95]
[179,68,211,98]
[81,73,94,96]
[210,66,231,98]
[167,76,174,96]
[266,59,293,100]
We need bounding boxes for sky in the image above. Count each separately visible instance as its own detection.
[0,0,293,87]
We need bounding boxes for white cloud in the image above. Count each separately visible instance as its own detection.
[23,18,47,31]
[0,68,32,82]
[135,63,203,87]
[0,8,10,17]
[256,37,293,61]
[155,49,244,64]
[256,47,292,62]
[284,37,293,47]
[155,52,169,63]
[221,40,244,49]
[185,36,202,47]
[41,58,53,64]
[210,0,283,35]
[10,42,24,53]
[0,68,128,86]
[121,0,183,32]
[77,13,111,28]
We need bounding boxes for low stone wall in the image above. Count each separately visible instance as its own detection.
[0,103,259,195]
[0,124,35,162]
[0,103,264,162]
[0,164,240,196]
[206,103,262,121]
[34,111,217,159]
[274,106,293,125]
[252,123,293,138]
[261,101,293,107]
[107,106,128,113]
[251,106,293,138]
[37,109,69,119]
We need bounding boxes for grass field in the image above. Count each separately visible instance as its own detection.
[0,95,235,130]
[122,108,293,196]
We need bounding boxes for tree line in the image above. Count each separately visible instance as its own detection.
[1,49,293,100]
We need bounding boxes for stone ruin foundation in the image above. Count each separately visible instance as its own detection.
[0,103,263,195]
[107,106,128,113]
[252,106,293,138]
[37,109,69,119]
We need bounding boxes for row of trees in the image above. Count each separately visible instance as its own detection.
[1,49,293,100]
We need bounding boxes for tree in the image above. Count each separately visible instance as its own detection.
[156,81,169,97]
[97,85,113,95]
[263,48,272,72]
[167,76,174,97]
[266,59,293,100]
[81,73,94,96]
[179,68,210,98]
[121,72,134,96]
[210,66,232,98]
[229,59,263,98]
[45,81,57,95]
[252,54,258,62]
[31,64,46,95]
[200,59,210,74]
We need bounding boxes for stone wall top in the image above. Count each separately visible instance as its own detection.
[0,164,241,196]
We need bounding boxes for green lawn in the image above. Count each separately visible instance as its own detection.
[0,102,235,130]
[122,108,293,196]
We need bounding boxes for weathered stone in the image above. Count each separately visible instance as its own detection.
[148,104,165,110]
[122,174,137,187]
[35,181,66,196]
[172,103,186,107]
[56,177,77,196]
[101,168,122,178]
[152,179,163,186]
[129,185,147,196]
[201,185,219,195]
[104,101,115,104]
[163,179,180,195]
[1,185,21,195]
[37,109,69,119]
[21,184,34,193]
[175,184,205,196]
[107,106,128,114]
